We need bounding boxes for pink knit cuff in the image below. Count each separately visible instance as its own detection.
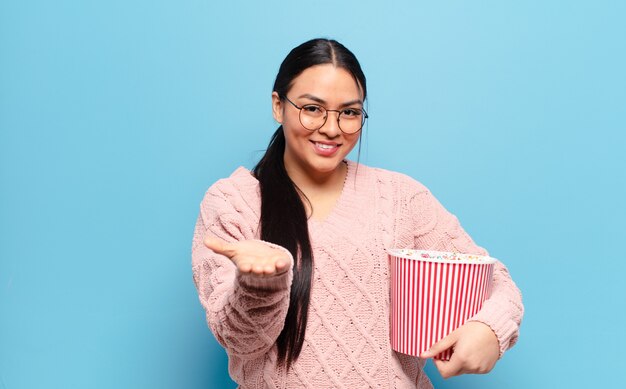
[237,268,292,291]
[467,301,519,357]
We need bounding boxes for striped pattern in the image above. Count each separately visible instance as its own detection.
[389,254,494,360]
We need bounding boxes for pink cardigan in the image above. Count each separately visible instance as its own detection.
[192,161,523,388]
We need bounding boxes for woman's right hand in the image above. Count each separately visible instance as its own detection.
[204,237,292,276]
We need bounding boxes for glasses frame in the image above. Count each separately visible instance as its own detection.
[283,95,368,135]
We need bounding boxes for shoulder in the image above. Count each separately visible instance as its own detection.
[201,167,261,218]
[205,167,259,200]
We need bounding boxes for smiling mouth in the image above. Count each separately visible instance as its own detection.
[311,141,341,149]
[310,141,342,156]
[316,143,336,150]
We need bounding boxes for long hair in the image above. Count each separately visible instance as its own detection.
[252,38,367,369]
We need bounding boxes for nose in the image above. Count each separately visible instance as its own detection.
[318,111,342,137]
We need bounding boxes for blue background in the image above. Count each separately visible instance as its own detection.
[1,1,625,388]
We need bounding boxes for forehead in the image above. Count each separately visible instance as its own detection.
[289,64,363,102]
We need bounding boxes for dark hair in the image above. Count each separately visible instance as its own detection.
[252,38,367,369]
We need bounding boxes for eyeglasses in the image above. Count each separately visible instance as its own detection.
[283,95,368,135]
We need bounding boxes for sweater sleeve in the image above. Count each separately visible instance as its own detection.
[191,179,294,360]
[409,184,524,357]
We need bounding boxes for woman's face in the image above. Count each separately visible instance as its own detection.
[272,64,364,182]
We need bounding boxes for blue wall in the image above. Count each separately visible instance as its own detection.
[1,1,625,388]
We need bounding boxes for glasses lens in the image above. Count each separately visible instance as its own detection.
[338,108,365,134]
[299,105,326,131]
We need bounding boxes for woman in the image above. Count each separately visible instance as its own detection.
[192,38,523,388]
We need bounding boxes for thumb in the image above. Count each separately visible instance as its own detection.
[421,333,457,359]
[204,236,236,258]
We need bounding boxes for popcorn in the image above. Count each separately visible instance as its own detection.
[393,249,495,264]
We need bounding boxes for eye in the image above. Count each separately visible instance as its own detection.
[341,108,362,117]
[302,104,323,114]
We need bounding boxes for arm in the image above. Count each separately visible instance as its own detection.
[191,183,294,360]
[410,188,524,357]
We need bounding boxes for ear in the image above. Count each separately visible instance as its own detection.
[271,92,283,123]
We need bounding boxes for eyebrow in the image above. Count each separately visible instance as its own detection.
[297,93,363,107]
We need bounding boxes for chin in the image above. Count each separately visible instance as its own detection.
[310,158,345,173]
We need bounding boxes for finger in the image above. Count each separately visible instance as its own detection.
[433,359,464,379]
[204,236,236,258]
[274,258,289,273]
[434,355,467,379]
[421,333,457,359]
[238,261,253,273]
[252,263,266,275]
[263,263,276,275]
[433,359,451,379]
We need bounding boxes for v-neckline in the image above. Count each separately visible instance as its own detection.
[308,160,354,226]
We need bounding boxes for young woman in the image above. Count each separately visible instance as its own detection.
[192,38,523,388]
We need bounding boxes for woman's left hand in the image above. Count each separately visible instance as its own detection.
[420,321,500,379]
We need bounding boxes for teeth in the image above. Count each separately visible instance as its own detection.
[316,142,335,150]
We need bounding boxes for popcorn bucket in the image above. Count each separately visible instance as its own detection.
[388,249,496,360]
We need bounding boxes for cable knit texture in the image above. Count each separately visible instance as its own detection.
[191,161,523,388]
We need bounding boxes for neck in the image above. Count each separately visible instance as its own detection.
[285,160,348,195]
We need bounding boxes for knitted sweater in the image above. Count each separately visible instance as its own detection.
[191,161,523,388]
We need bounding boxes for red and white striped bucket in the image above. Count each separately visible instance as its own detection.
[388,249,495,360]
